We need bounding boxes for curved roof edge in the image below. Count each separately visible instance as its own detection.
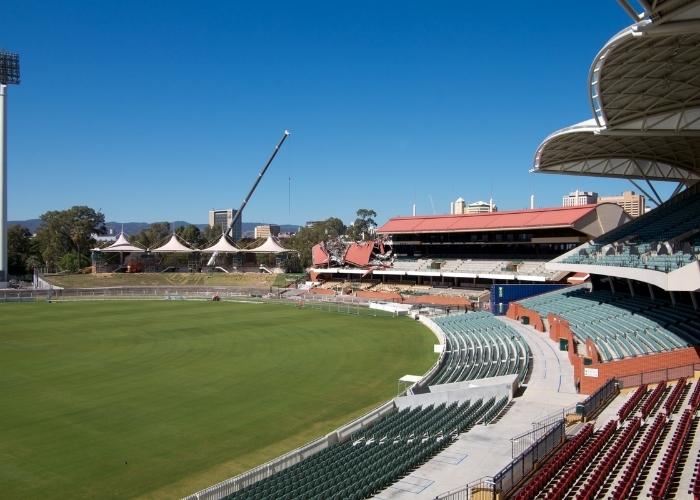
[533,120,700,181]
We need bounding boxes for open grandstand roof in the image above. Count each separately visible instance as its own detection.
[589,21,700,131]
[377,205,608,234]
[533,1,700,181]
[533,119,700,181]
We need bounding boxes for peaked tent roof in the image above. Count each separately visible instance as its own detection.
[245,235,294,253]
[92,232,146,253]
[200,233,241,253]
[150,233,194,253]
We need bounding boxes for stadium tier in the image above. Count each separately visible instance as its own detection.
[514,378,699,500]
[560,183,700,273]
[516,287,699,362]
[225,397,507,500]
[425,312,531,385]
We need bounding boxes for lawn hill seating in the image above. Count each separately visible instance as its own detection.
[513,378,700,500]
[517,287,700,362]
[424,312,531,386]
[226,397,507,500]
[562,184,700,272]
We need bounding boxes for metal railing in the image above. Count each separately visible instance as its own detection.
[437,420,565,500]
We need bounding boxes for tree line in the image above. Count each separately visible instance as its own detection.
[8,206,377,276]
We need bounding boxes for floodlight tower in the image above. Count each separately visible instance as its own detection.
[0,50,20,287]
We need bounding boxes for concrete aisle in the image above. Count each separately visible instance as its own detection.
[374,317,584,500]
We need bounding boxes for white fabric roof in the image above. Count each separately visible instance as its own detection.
[92,232,145,253]
[245,235,294,253]
[199,233,241,253]
[150,233,194,253]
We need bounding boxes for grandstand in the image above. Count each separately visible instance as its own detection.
[424,312,531,386]
[225,397,507,500]
[310,204,630,287]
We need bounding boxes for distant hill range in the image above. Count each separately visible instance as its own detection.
[9,219,301,237]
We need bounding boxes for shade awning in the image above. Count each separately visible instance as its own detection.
[245,235,294,253]
[199,233,241,253]
[150,233,194,253]
[92,232,146,253]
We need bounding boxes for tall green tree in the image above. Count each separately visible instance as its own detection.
[132,222,171,249]
[35,206,106,272]
[176,224,203,248]
[201,224,223,244]
[7,225,36,275]
[347,208,377,241]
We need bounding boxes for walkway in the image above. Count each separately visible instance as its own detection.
[374,316,583,500]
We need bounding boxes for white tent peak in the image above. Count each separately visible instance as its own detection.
[200,233,241,253]
[245,235,294,253]
[150,233,194,253]
[92,232,145,253]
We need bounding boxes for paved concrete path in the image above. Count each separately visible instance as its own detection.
[374,317,584,500]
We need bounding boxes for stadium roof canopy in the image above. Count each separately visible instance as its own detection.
[376,204,626,237]
[92,232,145,253]
[533,0,700,181]
[533,119,700,181]
[150,233,194,253]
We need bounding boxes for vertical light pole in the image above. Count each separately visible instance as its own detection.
[0,51,20,287]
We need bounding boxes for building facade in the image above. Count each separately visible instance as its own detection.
[562,190,598,207]
[467,200,497,214]
[208,209,242,240]
[254,224,280,239]
[598,191,646,218]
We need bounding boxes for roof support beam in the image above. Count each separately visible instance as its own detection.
[629,178,660,207]
[617,0,642,21]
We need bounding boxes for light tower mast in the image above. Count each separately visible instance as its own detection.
[0,50,20,288]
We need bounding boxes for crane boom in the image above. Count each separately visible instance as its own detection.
[226,130,290,239]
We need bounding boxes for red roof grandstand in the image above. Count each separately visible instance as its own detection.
[311,243,330,266]
[377,205,601,234]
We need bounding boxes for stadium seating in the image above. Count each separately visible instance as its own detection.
[561,184,700,272]
[426,312,531,386]
[513,378,698,500]
[517,287,700,362]
[226,397,507,500]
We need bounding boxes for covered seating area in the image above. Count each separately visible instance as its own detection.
[92,232,296,274]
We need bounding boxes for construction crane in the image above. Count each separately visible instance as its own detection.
[207,130,290,267]
[226,129,290,239]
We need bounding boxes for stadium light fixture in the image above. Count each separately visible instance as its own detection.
[0,50,20,287]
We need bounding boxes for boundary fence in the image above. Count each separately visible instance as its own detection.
[616,364,698,388]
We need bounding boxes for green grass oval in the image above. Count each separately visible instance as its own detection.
[0,301,437,499]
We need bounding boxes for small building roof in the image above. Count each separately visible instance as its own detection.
[312,242,330,266]
[199,233,241,253]
[150,233,194,253]
[92,232,145,253]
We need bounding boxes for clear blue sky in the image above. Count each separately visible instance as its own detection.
[4,1,672,226]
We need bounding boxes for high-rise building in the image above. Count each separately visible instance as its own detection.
[562,190,598,207]
[208,209,242,240]
[451,197,467,214]
[467,200,497,214]
[254,224,280,239]
[599,191,646,218]
[451,197,496,214]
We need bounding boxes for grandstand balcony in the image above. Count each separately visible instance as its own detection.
[546,184,700,292]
